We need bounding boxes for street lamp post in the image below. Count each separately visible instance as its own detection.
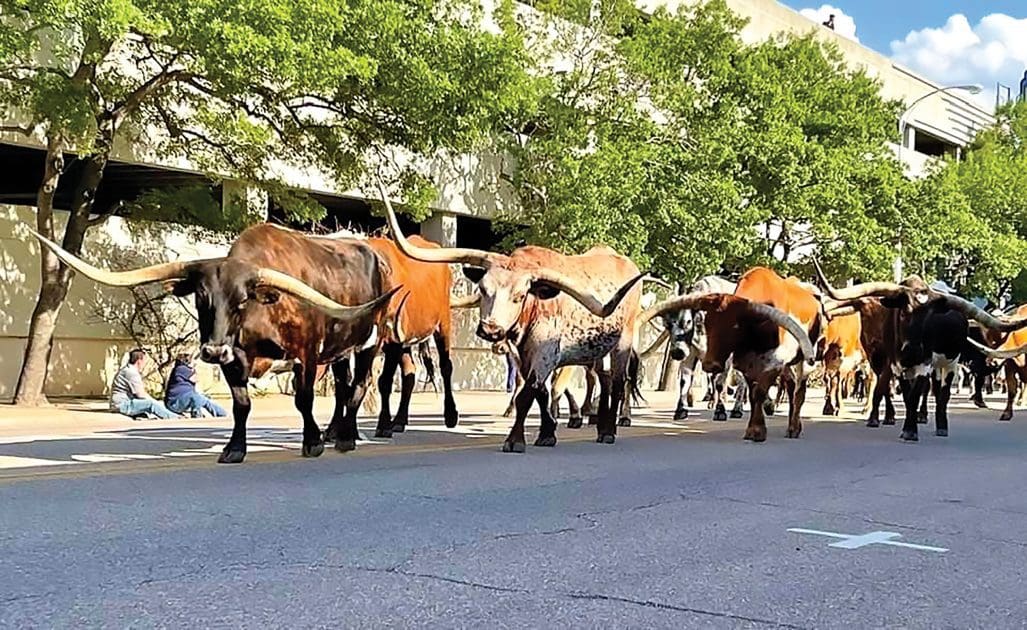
[893,83,982,281]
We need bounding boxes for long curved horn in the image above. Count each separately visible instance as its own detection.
[533,269,647,318]
[639,290,719,324]
[936,294,1027,332]
[812,258,907,301]
[450,293,481,309]
[966,336,1027,360]
[825,304,859,319]
[640,291,816,362]
[30,227,217,286]
[254,268,401,322]
[746,302,817,363]
[377,179,499,268]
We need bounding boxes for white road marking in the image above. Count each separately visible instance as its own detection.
[0,455,76,469]
[788,528,948,553]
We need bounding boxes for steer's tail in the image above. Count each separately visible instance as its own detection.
[626,349,645,406]
[417,341,438,392]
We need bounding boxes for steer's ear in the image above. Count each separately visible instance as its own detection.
[462,267,486,284]
[251,286,280,305]
[528,281,561,300]
[881,294,910,309]
[165,277,197,298]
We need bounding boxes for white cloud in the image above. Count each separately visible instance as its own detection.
[890,14,1027,110]
[799,5,858,42]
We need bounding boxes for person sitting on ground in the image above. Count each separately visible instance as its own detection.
[164,353,228,418]
[110,348,179,420]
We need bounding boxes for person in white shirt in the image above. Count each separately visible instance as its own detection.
[110,349,178,420]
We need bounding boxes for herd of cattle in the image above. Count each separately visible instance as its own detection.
[31,180,1027,463]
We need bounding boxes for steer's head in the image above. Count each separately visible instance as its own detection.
[660,307,698,362]
[377,181,645,344]
[30,231,398,365]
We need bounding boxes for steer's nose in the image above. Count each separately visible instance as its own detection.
[476,320,505,343]
[669,347,686,361]
[200,344,233,365]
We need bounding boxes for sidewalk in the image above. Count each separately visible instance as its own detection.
[0,389,696,441]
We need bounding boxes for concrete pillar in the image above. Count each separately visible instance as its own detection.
[420,212,458,247]
[222,180,269,224]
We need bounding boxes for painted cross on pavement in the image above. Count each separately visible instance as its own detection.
[788,528,948,553]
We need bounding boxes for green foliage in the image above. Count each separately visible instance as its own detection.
[0,0,538,224]
[505,0,909,285]
[905,100,1027,297]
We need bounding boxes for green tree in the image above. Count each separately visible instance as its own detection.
[903,101,1027,298]
[0,0,535,404]
[504,0,908,285]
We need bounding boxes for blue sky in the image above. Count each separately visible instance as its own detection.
[781,2,1027,108]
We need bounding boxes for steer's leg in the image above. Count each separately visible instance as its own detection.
[583,365,599,419]
[391,349,416,432]
[218,354,252,464]
[504,381,534,453]
[711,370,728,421]
[600,349,628,443]
[675,354,696,420]
[589,363,609,426]
[333,348,375,452]
[743,371,773,443]
[293,358,325,458]
[899,374,928,442]
[434,329,459,428]
[972,369,987,408]
[730,375,746,418]
[999,361,1017,421]
[785,364,806,439]
[534,382,558,447]
[564,389,582,428]
[933,371,953,437]
[375,344,401,438]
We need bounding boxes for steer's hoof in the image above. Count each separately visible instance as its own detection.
[729,409,744,419]
[444,411,459,429]
[596,433,616,445]
[501,440,526,453]
[785,427,802,439]
[391,423,407,434]
[217,448,246,464]
[374,428,393,439]
[713,407,728,422]
[587,414,599,426]
[534,435,557,447]
[334,439,357,453]
[882,418,896,426]
[822,404,835,416]
[617,417,631,427]
[999,412,1013,422]
[917,412,928,425]
[973,399,988,409]
[673,407,688,421]
[763,401,776,416]
[935,429,948,437]
[323,426,338,444]
[566,416,583,429]
[900,430,919,442]
[301,441,325,458]
[743,427,767,443]
[866,419,880,428]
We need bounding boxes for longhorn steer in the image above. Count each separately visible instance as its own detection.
[820,311,866,416]
[660,275,747,421]
[34,225,397,463]
[815,265,1027,441]
[642,267,818,442]
[366,236,459,438]
[377,182,644,451]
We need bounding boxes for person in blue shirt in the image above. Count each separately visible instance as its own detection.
[164,354,228,418]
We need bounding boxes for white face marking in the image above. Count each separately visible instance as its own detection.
[477,268,532,336]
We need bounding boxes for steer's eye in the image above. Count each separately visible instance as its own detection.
[513,293,524,304]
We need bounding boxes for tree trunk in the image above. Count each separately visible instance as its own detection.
[14,132,111,405]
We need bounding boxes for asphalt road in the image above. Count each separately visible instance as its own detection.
[3,393,1027,628]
